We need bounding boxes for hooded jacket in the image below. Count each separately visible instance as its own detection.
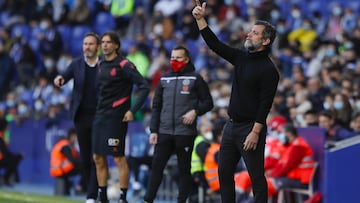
[150,62,213,136]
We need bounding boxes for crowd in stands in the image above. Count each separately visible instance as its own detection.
[1,0,360,194]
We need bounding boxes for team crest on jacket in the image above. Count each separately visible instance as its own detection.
[110,67,117,76]
[181,79,190,94]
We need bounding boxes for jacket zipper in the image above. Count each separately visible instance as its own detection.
[172,75,178,134]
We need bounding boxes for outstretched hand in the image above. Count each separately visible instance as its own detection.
[192,0,207,20]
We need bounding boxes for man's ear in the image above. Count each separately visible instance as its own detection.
[262,38,271,46]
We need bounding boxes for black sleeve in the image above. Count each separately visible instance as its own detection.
[123,61,151,114]
[0,138,11,157]
[60,146,78,164]
[256,64,280,124]
[214,151,220,164]
[150,82,163,134]
[200,26,243,65]
[61,59,76,83]
[194,74,214,116]
[196,142,210,162]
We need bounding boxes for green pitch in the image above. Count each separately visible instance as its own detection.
[0,190,82,203]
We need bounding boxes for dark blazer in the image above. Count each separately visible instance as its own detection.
[61,57,97,121]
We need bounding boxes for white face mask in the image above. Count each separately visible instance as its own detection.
[204,131,213,140]
[44,59,55,69]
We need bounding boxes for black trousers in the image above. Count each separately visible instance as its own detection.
[144,134,195,203]
[74,112,98,200]
[0,153,22,184]
[219,120,267,203]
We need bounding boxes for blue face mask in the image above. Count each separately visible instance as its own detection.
[278,133,289,145]
[325,49,335,57]
[334,101,344,110]
[18,105,28,116]
[323,102,331,110]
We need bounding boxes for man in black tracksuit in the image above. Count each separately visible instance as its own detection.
[144,45,213,203]
[193,1,279,203]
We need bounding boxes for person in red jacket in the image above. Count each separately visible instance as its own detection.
[235,124,316,200]
[50,127,83,195]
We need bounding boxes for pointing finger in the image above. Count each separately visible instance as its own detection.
[195,0,200,7]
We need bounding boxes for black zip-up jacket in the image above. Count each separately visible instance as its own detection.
[150,63,213,136]
[200,26,279,125]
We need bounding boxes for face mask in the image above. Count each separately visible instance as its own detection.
[278,133,289,145]
[270,130,279,137]
[18,105,28,115]
[277,26,286,34]
[332,7,342,16]
[34,101,44,111]
[270,10,280,20]
[303,23,311,30]
[334,101,344,110]
[291,10,300,18]
[39,21,49,30]
[204,131,213,140]
[6,100,16,108]
[170,60,186,72]
[44,59,54,69]
[296,114,304,123]
[325,49,335,57]
[323,102,331,110]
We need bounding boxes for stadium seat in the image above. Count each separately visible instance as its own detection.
[93,12,116,35]
[69,25,92,57]
[56,25,72,54]
[11,24,31,42]
[277,162,319,203]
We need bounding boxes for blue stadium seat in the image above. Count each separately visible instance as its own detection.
[69,25,92,57]
[28,26,41,51]
[56,25,72,54]
[93,12,116,35]
[11,24,31,42]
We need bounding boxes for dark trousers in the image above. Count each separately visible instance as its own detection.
[219,120,267,203]
[144,134,195,203]
[74,112,98,200]
[0,153,22,184]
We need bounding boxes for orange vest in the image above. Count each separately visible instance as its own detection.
[204,143,220,192]
[49,139,78,177]
[279,136,315,184]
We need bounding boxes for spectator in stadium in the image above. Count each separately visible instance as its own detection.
[0,118,23,186]
[350,112,360,135]
[318,110,355,142]
[92,31,150,203]
[193,1,279,202]
[303,109,319,127]
[49,127,83,195]
[333,92,353,128]
[37,15,63,60]
[53,32,100,203]
[67,0,91,25]
[288,18,318,52]
[0,38,17,100]
[143,45,213,203]
[235,124,316,200]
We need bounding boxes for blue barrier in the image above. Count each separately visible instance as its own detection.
[323,136,360,203]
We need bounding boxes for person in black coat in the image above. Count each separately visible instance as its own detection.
[193,1,279,202]
[144,45,214,203]
[53,32,100,202]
